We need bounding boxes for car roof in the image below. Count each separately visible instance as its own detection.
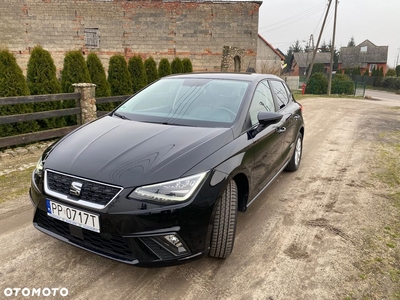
[162,72,282,83]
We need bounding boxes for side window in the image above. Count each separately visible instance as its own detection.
[248,81,275,126]
[270,80,289,109]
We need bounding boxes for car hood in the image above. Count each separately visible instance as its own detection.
[44,116,233,187]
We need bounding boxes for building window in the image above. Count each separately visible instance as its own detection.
[84,28,100,48]
[234,56,241,72]
[369,64,377,72]
[360,46,368,52]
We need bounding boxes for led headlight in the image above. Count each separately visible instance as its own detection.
[34,156,44,177]
[129,171,208,203]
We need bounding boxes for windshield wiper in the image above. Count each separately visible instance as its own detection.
[113,112,130,120]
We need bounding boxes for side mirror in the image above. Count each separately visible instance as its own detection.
[248,112,283,139]
[257,111,283,126]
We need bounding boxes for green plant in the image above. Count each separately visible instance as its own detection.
[87,53,113,112]
[108,54,133,96]
[60,50,91,93]
[331,74,355,95]
[26,45,65,129]
[396,65,400,77]
[0,49,40,138]
[305,73,328,94]
[182,58,193,73]
[128,56,147,93]
[386,68,397,77]
[352,67,361,76]
[363,69,370,76]
[144,57,158,84]
[310,63,324,75]
[157,58,171,78]
[171,57,183,74]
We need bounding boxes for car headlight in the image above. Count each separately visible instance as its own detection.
[129,171,208,204]
[34,156,44,177]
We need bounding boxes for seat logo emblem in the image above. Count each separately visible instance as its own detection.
[69,181,83,197]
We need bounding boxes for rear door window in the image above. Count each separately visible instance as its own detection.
[269,80,289,110]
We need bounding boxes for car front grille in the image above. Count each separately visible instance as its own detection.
[45,170,122,207]
[35,209,135,262]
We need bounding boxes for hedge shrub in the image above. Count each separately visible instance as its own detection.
[396,65,400,77]
[108,55,133,96]
[305,73,328,94]
[382,77,400,90]
[87,53,113,112]
[61,51,91,93]
[331,74,354,95]
[171,57,183,74]
[128,56,147,93]
[0,49,40,138]
[386,68,396,77]
[144,57,158,84]
[26,45,65,129]
[158,58,171,78]
[311,63,324,75]
[182,58,193,73]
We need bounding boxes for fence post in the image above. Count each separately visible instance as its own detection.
[73,83,97,124]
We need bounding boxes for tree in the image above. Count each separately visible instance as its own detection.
[60,51,91,93]
[352,67,361,76]
[396,65,400,77]
[128,56,147,93]
[26,45,64,129]
[347,36,356,47]
[311,63,324,75]
[144,57,158,84]
[108,54,133,96]
[363,69,369,76]
[284,40,303,72]
[331,74,354,95]
[0,49,40,138]
[182,58,193,73]
[305,72,328,94]
[320,40,330,52]
[87,52,113,112]
[158,58,171,78]
[171,57,183,74]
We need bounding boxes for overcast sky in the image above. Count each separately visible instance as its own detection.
[258,0,400,68]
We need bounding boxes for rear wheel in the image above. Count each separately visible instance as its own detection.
[285,132,303,172]
[209,180,238,258]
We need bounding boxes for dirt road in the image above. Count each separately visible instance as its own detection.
[0,96,399,300]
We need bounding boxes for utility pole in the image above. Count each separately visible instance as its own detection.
[328,0,338,95]
[305,0,333,84]
[304,34,313,75]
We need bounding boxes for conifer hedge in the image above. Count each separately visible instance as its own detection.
[182,58,193,73]
[0,49,39,138]
[158,58,171,78]
[26,45,65,129]
[87,53,113,111]
[128,56,147,93]
[61,51,91,93]
[171,57,183,74]
[144,57,158,84]
[305,73,328,94]
[108,55,133,96]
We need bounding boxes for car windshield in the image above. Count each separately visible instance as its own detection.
[114,77,250,127]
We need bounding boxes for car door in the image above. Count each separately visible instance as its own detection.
[247,80,286,197]
[269,80,300,165]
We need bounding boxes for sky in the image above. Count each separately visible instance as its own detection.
[258,0,400,68]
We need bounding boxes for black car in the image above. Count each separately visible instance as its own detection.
[30,72,304,267]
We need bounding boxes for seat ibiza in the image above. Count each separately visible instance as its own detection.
[30,73,304,267]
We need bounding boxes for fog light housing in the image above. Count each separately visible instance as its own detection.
[153,234,189,256]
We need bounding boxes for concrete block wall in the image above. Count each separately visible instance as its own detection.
[0,0,260,75]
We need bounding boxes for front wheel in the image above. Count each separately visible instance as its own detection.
[285,132,303,172]
[209,179,238,259]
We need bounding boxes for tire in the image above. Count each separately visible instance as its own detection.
[209,179,238,259]
[285,132,303,172]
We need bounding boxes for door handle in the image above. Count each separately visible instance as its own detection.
[276,127,286,133]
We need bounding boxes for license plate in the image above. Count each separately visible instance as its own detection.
[46,200,100,233]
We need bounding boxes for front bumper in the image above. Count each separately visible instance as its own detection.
[30,170,222,267]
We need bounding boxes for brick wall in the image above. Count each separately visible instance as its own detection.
[0,0,260,75]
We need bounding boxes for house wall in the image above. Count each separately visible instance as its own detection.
[256,37,282,74]
[0,0,260,75]
[337,63,387,75]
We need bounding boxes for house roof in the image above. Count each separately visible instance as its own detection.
[292,52,331,67]
[257,34,285,60]
[339,39,388,68]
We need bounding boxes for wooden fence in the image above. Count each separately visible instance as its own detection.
[0,91,129,149]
